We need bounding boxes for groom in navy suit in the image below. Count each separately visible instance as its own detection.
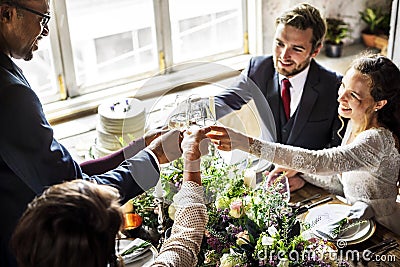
[215,3,343,190]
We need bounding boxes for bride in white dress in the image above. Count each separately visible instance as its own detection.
[207,54,400,235]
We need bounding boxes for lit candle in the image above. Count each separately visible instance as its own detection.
[154,179,164,198]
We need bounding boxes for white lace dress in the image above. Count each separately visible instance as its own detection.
[249,125,400,235]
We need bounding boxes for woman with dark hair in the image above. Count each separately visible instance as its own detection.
[208,53,400,235]
[11,128,210,267]
[12,180,123,267]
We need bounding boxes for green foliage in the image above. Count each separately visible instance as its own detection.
[359,7,391,35]
[325,18,349,45]
[130,192,158,229]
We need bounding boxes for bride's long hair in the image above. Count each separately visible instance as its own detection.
[350,53,400,186]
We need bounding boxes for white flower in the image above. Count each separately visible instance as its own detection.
[268,225,278,236]
[261,235,274,246]
[261,226,279,246]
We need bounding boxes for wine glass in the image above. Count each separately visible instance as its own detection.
[187,95,216,129]
[167,112,188,130]
[167,96,190,130]
[167,94,216,130]
[266,173,290,202]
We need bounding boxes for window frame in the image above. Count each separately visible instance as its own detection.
[41,0,260,122]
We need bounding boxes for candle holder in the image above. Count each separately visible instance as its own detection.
[153,190,167,250]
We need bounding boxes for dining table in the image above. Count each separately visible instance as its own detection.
[291,183,400,267]
[122,181,400,267]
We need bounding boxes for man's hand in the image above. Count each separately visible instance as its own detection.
[288,175,306,192]
[147,129,182,164]
[144,127,169,146]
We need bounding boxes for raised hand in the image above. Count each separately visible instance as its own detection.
[206,125,253,152]
[147,129,183,164]
[181,128,211,162]
[181,127,211,185]
[144,127,169,146]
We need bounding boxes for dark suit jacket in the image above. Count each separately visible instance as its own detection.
[215,55,343,149]
[0,52,159,266]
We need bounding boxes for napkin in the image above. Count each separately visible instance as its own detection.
[315,201,373,240]
[118,238,152,264]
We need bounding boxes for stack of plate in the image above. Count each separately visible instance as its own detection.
[95,98,146,157]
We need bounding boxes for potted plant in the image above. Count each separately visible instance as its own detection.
[359,7,390,48]
[324,17,349,58]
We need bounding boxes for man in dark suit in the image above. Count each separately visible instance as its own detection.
[215,3,343,190]
[0,0,181,266]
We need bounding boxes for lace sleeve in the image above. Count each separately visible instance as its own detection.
[151,181,207,266]
[301,173,344,196]
[249,128,391,176]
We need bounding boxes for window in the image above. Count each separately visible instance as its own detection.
[13,0,248,105]
[169,0,244,63]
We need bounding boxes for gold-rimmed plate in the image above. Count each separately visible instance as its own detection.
[304,204,376,245]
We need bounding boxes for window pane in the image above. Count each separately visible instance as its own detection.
[169,0,244,63]
[65,0,157,88]
[13,38,59,102]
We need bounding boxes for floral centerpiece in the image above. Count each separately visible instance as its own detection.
[130,153,349,267]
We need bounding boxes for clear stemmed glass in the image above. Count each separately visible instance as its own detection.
[267,173,290,202]
[187,95,216,128]
[167,94,216,130]
[167,96,190,130]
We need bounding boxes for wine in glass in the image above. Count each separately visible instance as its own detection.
[168,113,187,130]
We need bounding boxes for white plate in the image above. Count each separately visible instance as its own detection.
[304,204,375,245]
[117,239,157,266]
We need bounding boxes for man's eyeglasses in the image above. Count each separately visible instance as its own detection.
[10,2,51,27]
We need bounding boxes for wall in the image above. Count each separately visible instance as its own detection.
[260,0,393,54]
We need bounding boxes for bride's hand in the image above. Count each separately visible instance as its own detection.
[206,125,252,152]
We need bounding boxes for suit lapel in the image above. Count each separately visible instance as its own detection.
[287,62,319,144]
[0,52,30,86]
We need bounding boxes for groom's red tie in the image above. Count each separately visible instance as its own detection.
[281,78,291,120]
